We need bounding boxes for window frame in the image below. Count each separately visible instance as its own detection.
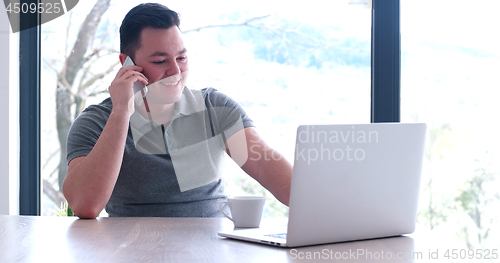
[371,0,400,122]
[19,0,41,215]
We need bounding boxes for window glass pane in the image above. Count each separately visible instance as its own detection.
[401,0,500,248]
[41,0,371,216]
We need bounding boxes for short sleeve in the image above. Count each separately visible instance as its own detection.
[66,100,112,164]
[203,88,254,141]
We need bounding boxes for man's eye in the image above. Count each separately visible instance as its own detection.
[178,56,187,61]
[153,61,165,64]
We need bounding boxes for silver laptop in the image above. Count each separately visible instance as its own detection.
[218,123,427,247]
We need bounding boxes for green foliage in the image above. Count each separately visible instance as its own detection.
[418,177,455,230]
[426,122,455,161]
[418,122,457,229]
[54,201,75,217]
[418,123,500,249]
[454,157,499,249]
[67,204,75,217]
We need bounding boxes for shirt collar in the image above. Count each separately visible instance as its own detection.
[174,86,205,117]
[129,86,204,130]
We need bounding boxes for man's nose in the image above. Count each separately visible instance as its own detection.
[166,61,181,76]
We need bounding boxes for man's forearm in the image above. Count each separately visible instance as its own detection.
[241,146,292,206]
[63,110,130,218]
[234,127,293,206]
[257,150,292,206]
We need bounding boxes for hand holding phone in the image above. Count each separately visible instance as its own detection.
[122,56,148,105]
[121,56,154,126]
[108,55,147,117]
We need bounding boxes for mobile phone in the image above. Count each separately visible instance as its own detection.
[123,56,147,96]
[123,56,153,126]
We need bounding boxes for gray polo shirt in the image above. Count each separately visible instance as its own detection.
[66,87,254,217]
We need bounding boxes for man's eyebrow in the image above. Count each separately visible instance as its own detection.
[149,48,187,57]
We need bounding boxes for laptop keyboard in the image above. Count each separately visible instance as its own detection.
[265,233,287,239]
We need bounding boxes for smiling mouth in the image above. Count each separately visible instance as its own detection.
[159,80,180,86]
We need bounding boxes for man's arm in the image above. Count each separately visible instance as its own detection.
[62,63,147,219]
[226,127,292,206]
[63,110,130,218]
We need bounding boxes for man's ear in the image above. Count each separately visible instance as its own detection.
[119,53,128,65]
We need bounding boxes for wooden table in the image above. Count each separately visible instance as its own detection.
[0,215,477,263]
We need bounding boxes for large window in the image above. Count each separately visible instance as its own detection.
[401,0,500,249]
[40,1,371,216]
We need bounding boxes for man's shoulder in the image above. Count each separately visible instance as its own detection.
[198,87,233,106]
[77,97,113,121]
[84,97,111,111]
[199,87,218,97]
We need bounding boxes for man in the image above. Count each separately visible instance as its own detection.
[63,3,292,219]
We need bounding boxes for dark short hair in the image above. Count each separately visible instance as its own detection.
[120,3,180,59]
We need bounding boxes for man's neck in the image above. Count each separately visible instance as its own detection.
[135,99,176,126]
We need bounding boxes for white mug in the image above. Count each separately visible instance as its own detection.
[219,196,265,228]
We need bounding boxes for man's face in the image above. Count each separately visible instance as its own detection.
[133,26,189,105]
